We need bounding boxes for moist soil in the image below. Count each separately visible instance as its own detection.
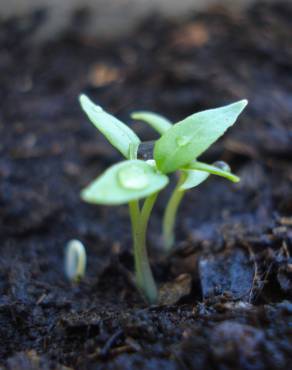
[0,1,292,369]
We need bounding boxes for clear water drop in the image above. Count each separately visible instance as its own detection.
[118,165,149,190]
[213,161,231,172]
[176,135,191,147]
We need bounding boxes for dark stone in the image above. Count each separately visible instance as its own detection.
[199,249,254,301]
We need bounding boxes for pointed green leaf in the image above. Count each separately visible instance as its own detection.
[131,111,172,135]
[80,94,140,159]
[179,170,209,191]
[81,160,169,205]
[185,161,240,183]
[154,100,248,174]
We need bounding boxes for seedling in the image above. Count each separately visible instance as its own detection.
[131,110,244,251]
[79,94,247,303]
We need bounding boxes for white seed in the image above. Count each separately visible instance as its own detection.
[65,239,87,282]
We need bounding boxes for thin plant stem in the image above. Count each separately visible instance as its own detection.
[129,193,158,304]
[162,172,186,252]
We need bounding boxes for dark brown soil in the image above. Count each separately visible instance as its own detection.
[0,2,292,369]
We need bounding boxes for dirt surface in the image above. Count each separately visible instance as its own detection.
[0,1,292,369]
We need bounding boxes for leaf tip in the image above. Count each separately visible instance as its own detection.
[130,112,140,120]
[240,99,248,108]
[235,99,248,112]
[79,94,102,113]
[80,187,91,204]
[79,93,89,107]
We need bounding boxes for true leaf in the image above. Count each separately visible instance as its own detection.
[131,111,172,135]
[185,161,240,183]
[80,94,140,159]
[81,160,169,205]
[154,100,248,174]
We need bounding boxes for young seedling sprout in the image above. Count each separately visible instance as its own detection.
[131,109,244,251]
[79,94,247,303]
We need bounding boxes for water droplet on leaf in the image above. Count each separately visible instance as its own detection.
[176,136,191,147]
[118,165,149,189]
[213,161,231,172]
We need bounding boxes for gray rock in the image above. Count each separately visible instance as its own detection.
[199,248,254,301]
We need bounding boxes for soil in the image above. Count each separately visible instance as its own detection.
[0,1,292,369]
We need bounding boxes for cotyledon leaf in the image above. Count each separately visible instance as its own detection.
[179,170,209,191]
[131,111,172,135]
[179,160,239,191]
[185,161,240,183]
[80,94,140,159]
[81,160,169,205]
[154,100,248,174]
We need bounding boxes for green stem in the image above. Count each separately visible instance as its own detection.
[129,193,158,304]
[162,172,186,252]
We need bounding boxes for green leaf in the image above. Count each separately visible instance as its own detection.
[131,111,172,135]
[154,100,248,174]
[185,161,240,183]
[80,94,140,159]
[179,170,209,191]
[81,160,169,205]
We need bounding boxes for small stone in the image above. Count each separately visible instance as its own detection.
[199,249,255,301]
[158,273,192,305]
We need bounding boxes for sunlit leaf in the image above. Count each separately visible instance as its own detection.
[81,160,169,205]
[154,100,248,174]
[80,94,140,159]
[131,111,172,135]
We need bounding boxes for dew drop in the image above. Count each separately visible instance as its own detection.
[118,165,149,190]
[213,161,231,172]
[176,135,191,147]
